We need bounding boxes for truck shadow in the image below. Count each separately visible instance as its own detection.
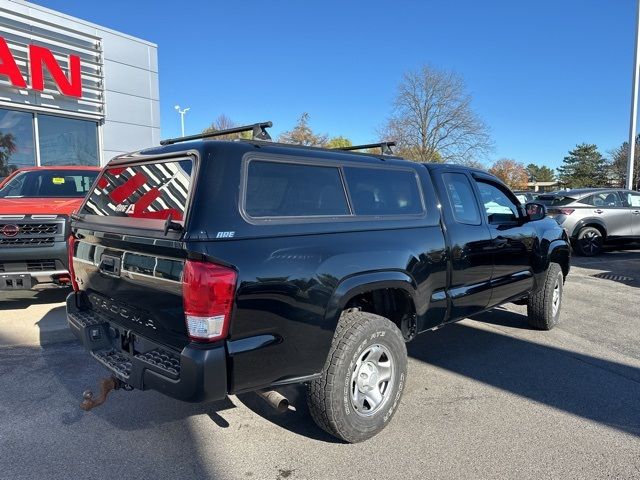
[0,341,229,478]
[406,312,640,438]
[238,308,640,441]
[36,305,76,345]
[570,248,640,288]
[236,385,341,443]
[470,307,534,330]
[37,341,237,431]
[0,287,69,310]
[23,310,640,448]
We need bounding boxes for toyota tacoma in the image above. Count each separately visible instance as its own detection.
[66,123,570,442]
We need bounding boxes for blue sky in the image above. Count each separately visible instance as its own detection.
[35,0,637,168]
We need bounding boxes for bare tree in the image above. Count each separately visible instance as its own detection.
[609,136,640,189]
[380,64,492,163]
[202,114,250,140]
[278,113,328,147]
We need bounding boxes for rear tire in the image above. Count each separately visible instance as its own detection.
[527,262,564,330]
[307,310,407,443]
[574,226,604,256]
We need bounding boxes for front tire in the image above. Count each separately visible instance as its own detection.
[307,310,407,443]
[574,226,603,256]
[527,262,564,330]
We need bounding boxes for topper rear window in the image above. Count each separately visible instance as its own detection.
[82,159,192,222]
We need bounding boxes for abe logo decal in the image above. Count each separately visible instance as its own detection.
[114,204,136,214]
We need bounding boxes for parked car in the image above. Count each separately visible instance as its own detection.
[0,166,100,290]
[539,188,640,256]
[66,123,570,443]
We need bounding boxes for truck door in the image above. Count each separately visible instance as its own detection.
[432,170,493,320]
[471,175,536,306]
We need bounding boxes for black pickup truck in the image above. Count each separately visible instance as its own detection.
[66,123,570,443]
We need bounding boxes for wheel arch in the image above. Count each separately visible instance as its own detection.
[324,271,419,340]
[571,218,607,240]
[548,240,570,278]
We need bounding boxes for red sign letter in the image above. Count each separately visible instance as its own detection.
[0,37,27,88]
[29,44,82,98]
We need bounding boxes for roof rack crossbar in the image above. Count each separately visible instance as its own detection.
[160,121,273,146]
[336,141,396,155]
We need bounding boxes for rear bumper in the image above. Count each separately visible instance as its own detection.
[66,292,227,403]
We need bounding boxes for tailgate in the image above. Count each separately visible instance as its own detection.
[71,157,193,350]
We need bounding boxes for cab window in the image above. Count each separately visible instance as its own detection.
[475,180,520,224]
[441,173,481,225]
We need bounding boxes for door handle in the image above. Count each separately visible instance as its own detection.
[594,209,603,214]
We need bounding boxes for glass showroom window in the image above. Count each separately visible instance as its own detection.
[0,108,36,175]
[38,114,99,166]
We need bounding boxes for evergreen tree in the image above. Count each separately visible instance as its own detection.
[557,144,608,188]
[526,163,556,182]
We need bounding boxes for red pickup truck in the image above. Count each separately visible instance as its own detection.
[0,166,100,290]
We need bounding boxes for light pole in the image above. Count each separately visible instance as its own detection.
[627,0,640,190]
[174,105,190,137]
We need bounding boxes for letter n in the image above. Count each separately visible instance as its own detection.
[29,44,82,97]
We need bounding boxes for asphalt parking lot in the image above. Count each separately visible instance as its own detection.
[1,250,639,480]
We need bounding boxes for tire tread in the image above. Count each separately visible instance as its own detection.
[307,311,405,442]
[527,262,563,330]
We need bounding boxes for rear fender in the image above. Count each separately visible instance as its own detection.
[548,239,571,277]
[570,218,607,239]
[324,271,419,330]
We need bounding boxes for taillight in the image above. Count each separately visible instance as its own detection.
[182,259,237,342]
[549,208,574,216]
[68,234,79,292]
[557,208,575,215]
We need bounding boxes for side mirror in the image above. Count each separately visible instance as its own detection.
[526,202,546,221]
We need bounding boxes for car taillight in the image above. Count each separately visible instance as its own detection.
[557,208,575,215]
[549,208,574,216]
[68,235,79,292]
[182,259,237,342]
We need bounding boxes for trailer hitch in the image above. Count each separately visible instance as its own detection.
[80,376,132,411]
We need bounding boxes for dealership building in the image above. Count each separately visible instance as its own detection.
[0,0,160,171]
